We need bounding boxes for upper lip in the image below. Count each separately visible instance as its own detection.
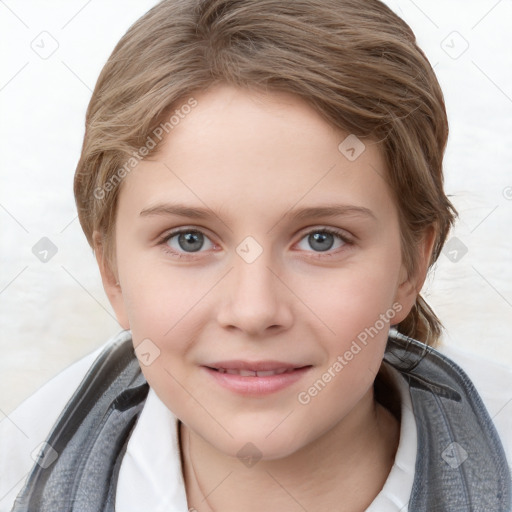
[205,360,309,371]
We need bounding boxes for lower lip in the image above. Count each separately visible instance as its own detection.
[202,366,312,395]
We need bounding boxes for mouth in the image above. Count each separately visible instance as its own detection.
[202,361,312,395]
[207,367,301,377]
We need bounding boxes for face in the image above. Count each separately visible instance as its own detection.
[98,85,424,460]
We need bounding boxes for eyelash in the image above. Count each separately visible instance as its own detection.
[157,226,353,259]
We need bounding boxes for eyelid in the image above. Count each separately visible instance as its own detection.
[157,225,214,243]
[295,225,354,244]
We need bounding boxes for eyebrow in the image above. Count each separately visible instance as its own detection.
[139,203,376,222]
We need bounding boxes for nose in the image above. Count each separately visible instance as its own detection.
[216,254,293,337]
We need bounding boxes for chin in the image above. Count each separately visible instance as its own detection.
[208,428,308,463]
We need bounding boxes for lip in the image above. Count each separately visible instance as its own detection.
[202,361,312,395]
[206,360,302,372]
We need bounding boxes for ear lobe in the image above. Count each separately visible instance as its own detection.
[393,227,437,324]
[93,231,130,330]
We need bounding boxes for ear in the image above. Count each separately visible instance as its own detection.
[392,227,436,324]
[93,231,130,329]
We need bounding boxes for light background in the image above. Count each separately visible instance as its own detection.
[1,0,511,414]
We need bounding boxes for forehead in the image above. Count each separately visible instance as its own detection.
[119,85,397,226]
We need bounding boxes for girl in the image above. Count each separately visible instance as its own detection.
[2,1,511,511]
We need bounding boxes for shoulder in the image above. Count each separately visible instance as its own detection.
[437,342,512,468]
[0,332,127,512]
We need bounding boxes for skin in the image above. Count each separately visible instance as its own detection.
[95,85,435,511]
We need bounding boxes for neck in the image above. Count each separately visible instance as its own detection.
[180,388,400,512]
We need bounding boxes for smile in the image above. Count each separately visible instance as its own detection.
[210,367,296,377]
[202,364,312,395]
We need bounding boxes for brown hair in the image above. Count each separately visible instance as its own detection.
[74,0,456,346]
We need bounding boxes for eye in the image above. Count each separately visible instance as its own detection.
[164,229,214,253]
[296,229,348,253]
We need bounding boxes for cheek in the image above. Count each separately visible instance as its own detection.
[295,259,401,393]
[119,256,209,336]
[121,277,206,421]
[118,263,215,378]
[301,262,401,340]
[295,275,395,431]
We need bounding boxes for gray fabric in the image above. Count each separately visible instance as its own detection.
[11,330,512,511]
[11,331,148,512]
[385,330,511,511]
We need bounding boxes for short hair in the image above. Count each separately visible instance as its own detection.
[74,0,457,345]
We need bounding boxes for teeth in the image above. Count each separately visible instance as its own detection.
[240,370,257,377]
[215,367,294,376]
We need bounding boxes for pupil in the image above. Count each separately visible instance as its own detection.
[309,232,334,252]
[178,231,204,252]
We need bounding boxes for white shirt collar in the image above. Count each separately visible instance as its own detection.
[365,364,417,511]
[116,388,189,512]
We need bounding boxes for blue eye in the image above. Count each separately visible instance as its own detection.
[297,229,346,253]
[166,230,214,253]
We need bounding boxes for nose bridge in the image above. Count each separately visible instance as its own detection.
[216,248,292,335]
[234,254,275,302]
